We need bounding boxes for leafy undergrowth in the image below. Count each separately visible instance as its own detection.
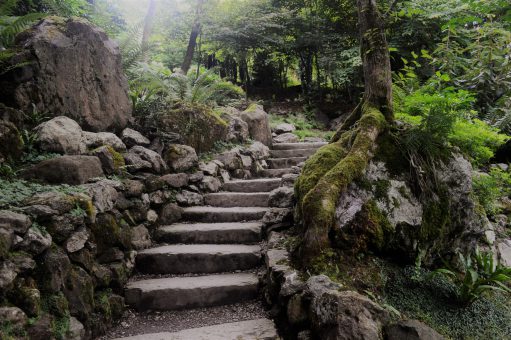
[269,114,333,141]
[0,178,84,209]
[384,266,511,340]
[306,250,511,340]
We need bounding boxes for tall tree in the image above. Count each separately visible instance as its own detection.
[295,0,393,263]
[142,0,156,48]
[181,0,204,74]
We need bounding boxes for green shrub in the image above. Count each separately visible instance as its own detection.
[396,84,509,165]
[473,168,511,215]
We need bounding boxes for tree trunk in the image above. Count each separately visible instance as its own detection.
[296,0,393,263]
[181,0,204,74]
[357,0,393,121]
[142,0,156,49]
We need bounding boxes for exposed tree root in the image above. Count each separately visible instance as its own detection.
[296,104,387,263]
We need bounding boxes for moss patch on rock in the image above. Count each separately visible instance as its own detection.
[151,102,228,153]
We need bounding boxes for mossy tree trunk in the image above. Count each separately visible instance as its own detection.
[296,0,393,264]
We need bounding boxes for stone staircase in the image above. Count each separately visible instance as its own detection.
[116,142,326,340]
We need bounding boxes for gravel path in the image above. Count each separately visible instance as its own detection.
[96,299,271,339]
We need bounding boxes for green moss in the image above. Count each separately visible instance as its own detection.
[298,105,387,261]
[420,192,451,244]
[107,145,125,171]
[91,213,122,248]
[374,180,391,201]
[41,293,69,318]
[52,314,70,340]
[95,291,112,321]
[374,132,410,176]
[335,200,393,253]
[295,141,346,206]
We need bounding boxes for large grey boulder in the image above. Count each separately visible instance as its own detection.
[0,211,31,234]
[35,116,85,155]
[81,131,126,152]
[240,104,272,146]
[223,108,250,143]
[274,123,296,134]
[24,155,104,185]
[0,17,132,131]
[122,128,151,148]
[333,154,485,264]
[306,275,389,340]
[164,144,198,172]
[385,320,445,340]
[274,132,299,144]
[269,187,295,208]
[125,146,167,174]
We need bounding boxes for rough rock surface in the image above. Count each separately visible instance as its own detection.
[274,123,296,134]
[81,131,126,152]
[334,156,485,263]
[164,144,199,172]
[385,319,445,340]
[268,187,294,208]
[122,128,150,148]
[24,155,104,185]
[240,104,272,146]
[0,120,23,164]
[125,146,167,174]
[274,132,300,144]
[35,116,85,155]
[0,17,132,131]
[307,275,390,340]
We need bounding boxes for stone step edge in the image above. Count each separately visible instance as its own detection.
[112,318,279,340]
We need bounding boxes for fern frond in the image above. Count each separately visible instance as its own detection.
[0,12,46,48]
[0,0,20,17]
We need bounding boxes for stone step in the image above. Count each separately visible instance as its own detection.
[125,273,259,311]
[156,222,262,244]
[223,178,281,193]
[114,318,279,340]
[258,168,294,178]
[136,244,261,274]
[270,148,318,158]
[267,157,307,169]
[205,192,270,207]
[271,142,327,150]
[182,206,269,223]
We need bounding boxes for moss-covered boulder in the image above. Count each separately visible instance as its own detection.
[149,102,227,153]
[303,134,487,265]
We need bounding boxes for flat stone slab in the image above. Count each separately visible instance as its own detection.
[258,168,294,178]
[223,179,281,193]
[156,222,262,244]
[270,148,318,158]
[125,273,259,311]
[114,318,279,340]
[205,192,270,207]
[182,206,269,223]
[136,244,262,274]
[271,142,327,150]
[267,157,307,169]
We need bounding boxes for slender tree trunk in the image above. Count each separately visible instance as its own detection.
[195,32,202,79]
[142,0,156,48]
[181,0,204,74]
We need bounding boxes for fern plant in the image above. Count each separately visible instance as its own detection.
[129,62,244,113]
[432,248,511,304]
